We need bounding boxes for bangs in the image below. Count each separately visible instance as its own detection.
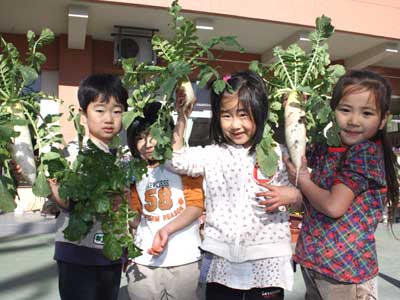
[221,91,253,117]
[341,83,381,113]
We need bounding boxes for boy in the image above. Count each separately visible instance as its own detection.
[49,74,128,300]
[126,101,204,300]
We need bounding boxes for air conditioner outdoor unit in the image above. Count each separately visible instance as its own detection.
[114,36,154,65]
[112,26,158,65]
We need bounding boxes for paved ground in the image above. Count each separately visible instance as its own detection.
[0,212,399,300]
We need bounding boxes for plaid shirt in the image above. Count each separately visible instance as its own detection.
[293,140,386,283]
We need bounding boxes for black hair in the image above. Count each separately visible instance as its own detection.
[78,74,128,112]
[331,69,399,224]
[126,102,173,159]
[209,70,268,152]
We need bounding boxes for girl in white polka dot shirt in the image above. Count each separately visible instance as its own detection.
[171,71,302,300]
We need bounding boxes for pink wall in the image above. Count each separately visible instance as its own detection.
[88,0,400,40]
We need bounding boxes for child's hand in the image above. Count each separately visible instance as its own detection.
[112,190,130,212]
[147,227,169,256]
[283,155,310,186]
[255,183,303,213]
[112,195,123,212]
[9,160,23,182]
[48,178,69,209]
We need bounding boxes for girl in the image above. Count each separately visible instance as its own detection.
[172,70,302,300]
[285,69,399,300]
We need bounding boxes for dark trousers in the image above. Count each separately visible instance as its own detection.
[206,282,284,300]
[57,261,122,300]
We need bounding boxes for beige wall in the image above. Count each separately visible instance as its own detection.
[90,0,400,40]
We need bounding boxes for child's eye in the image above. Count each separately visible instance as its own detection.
[95,109,104,113]
[363,111,375,116]
[113,110,122,114]
[337,107,350,113]
[221,114,231,119]
[239,112,249,118]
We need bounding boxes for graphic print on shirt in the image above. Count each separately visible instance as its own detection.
[93,233,104,245]
[143,179,185,222]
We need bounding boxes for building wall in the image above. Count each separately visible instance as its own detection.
[1,32,258,142]
[89,0,400,40]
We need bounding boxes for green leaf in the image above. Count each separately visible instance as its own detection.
[38,28,55,45]
[32,171,51,197]
[249,60,263,75]
[326,121,341,146]
[212,79,226,94]
[270,101,282,111]
[315,15,334,39]
[198,71,214,88]
[17,65,38,86]
[63,215,90,241]
[122,110,141,129]
[26,30,35,42]
[34,52,46,66]
[94,195,111,213]
[42,151,61,161]
[43,113,61,124]
[256,142,279,177]
[0,178,16,212]
[316,105,332,123]
[128,243,142,259]
[255,124,278,177]
[103,235,123,261]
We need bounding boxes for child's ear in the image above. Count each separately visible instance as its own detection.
[379,112,390,130]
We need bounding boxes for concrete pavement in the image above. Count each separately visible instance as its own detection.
[0,212,399,300]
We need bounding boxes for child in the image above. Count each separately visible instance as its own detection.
[126,101,205,300]
[172,71,302,300]
[285,69,399,300]
[49,74,128,300]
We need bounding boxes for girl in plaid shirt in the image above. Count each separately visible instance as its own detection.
[285,70,399,300]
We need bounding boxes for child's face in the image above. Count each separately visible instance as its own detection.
[136,131,157,161]
[81,96,123,144]
[335,87,388,147]
[219,94,256,148]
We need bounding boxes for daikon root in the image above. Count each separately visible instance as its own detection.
[179,79,196,144]
[284,91,306,186]
[9,103,36,185]
[180,79,196,114]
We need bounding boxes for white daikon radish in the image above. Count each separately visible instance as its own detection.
[284,91,306,186]
[9,103,36,185]
[179,79,196,145]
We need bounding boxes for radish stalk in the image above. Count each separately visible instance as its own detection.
[284,91,306,186]
[251,15,344,181]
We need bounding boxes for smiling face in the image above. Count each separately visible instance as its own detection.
[135,131,157,162]
[81,96,123,144]
[219,93,256,148]
[335,86,388,147]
